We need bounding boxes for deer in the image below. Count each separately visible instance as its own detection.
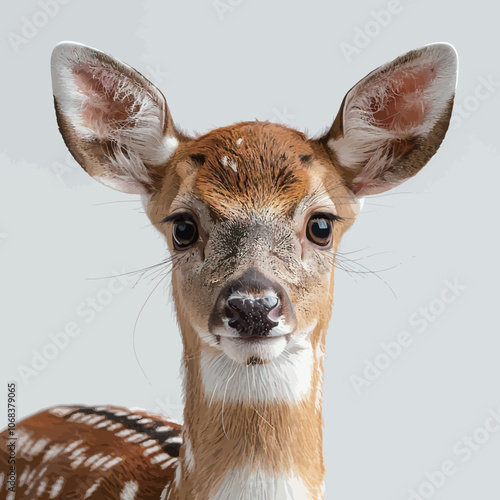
[0,41,458,499]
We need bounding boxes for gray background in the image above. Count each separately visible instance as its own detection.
[1,0,499,498]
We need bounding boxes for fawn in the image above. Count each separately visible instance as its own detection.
[0,41,457,499]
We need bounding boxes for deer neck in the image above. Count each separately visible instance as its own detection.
[172,321,328,500]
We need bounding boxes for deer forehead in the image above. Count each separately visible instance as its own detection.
[154,122,348,226]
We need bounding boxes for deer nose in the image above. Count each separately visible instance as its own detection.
[225,295,280,337]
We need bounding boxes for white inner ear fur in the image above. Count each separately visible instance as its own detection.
[51,43,178,191]
[328,44,457,191]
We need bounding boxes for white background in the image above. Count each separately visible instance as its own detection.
[1,1,499,499]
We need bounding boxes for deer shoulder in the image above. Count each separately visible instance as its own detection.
[0,405,182,499]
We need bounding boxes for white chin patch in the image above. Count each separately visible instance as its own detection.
[220,335,288,365]
[198,326,315,405]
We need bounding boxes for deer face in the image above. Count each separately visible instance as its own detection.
[145,122,357,365]
[51,42,457,368]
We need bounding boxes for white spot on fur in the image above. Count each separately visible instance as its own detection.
[84,478,103,498]
[165,136,179,158]
[144,444,162,456]
[91,454,112,471]
[156,426,172,433]
[48,406,73,417]
[236,138,243,147]
[19,465,30,486]
[128,406,147,412]
[70,455,85,469]
[160,484,169,500]
[174,461,182,487]
[87,415,106,425]
[160,458,177,470]
[125,432,149,443]
[120,480,139,500]
[28,438,51,457]
[78,414,93,423]
[200,325,316,404]
[69,446,86,460]
[219,155,238,172]
[49,476,65,498]
[101,456,123,471]
[183,434,195,472]
[167,436,182,445]
[210,466,311,499]
[95,420,112,429]
[37,479,48,496]
[150,453,172,464]
[25,465,47,496]
[63,440,82,453]
[116,429,135,438]
[84,453,103,467]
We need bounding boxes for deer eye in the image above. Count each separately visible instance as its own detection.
[306,214,336,247]
[172,215,199,249]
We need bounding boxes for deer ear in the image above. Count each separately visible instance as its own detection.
[321,43,458,197]
[51,42,180,194]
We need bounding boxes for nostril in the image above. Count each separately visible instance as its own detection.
[224,301,240,320]
[226,296,279,315]
[257,296,279,311]
[226,297,252,315]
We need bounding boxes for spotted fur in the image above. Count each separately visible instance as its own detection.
[0,405,180,499]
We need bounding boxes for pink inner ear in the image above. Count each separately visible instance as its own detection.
[370,64,437,131]
[72,63,137,133]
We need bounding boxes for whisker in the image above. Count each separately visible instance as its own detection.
[132,271,171,386]
[222,362,238,440]
[324,249,398,298]
[91,200,142,206]
[86,257,176,282]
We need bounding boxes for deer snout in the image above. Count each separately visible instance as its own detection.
[209,268,297,339]
[225,295,280,337]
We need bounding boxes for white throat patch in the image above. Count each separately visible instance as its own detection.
[208,466,312,500]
